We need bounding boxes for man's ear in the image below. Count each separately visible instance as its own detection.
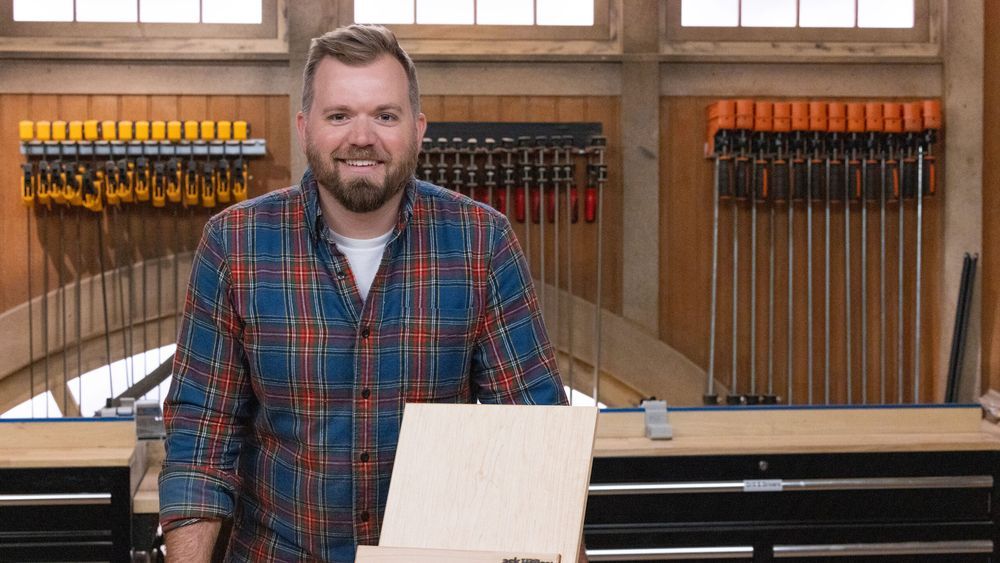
[416,112,428,144]
[295,110,308,152]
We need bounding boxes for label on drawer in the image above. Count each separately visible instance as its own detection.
[743,479,783,492]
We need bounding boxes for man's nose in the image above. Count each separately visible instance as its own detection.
[347,117,374,147]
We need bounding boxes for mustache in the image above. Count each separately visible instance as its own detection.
[332,148,390,161]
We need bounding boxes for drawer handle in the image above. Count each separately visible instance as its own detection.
[589,475,993,495]
[0,493,112,506]
[586,546,753,561]
[773,540,993,557]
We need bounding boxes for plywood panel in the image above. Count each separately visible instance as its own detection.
[660,96,944,406]
[380,404,597,563]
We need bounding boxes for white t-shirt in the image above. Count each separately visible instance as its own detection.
[327,229,393,302]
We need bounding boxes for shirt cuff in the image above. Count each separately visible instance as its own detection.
[158,465,238,529]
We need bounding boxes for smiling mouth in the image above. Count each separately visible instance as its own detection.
[340,159,381,168]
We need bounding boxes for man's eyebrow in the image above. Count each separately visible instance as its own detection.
[374,104,403,113]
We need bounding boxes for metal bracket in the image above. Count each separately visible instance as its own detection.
[642,400,673,440]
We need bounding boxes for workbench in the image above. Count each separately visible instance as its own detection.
[9,406,997,562]
[586,405,1000,562]
[0,419,146,563]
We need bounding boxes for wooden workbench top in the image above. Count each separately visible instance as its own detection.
[593,406,1000,457]
[0,419,140,468]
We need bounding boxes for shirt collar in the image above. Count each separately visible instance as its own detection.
[300,168,418,243]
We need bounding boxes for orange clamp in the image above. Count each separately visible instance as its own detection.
[847,103,865,133]
[922,99,941,130]
[903,101,923,133]
[753,101,773,132]
[883,103,902,133]
[808,101,827,132]
[827,102,846,133]
[773,102,791,133]
[791,102,809,131]
[735,99,754,130]
[865,102,884,132]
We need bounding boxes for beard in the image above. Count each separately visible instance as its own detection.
[306,137,419,214]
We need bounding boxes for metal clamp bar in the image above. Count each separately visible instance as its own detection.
[0,493,112,506]
[589,475,992,496]
[774,540,993,558]
[586,546,754,561]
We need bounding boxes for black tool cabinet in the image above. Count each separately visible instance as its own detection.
[585,449,1000,562]
[0,465,133,562]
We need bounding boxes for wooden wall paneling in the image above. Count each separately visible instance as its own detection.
[441,96,474,121]
[470,96,501,120]
[984,7,999,394]
[419,95,445,122]
[661,96,943,405]
[264,95,292,190]
[0,95,29,315]
[583,96,622,315]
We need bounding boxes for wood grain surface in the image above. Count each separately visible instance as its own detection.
[379,404,598,563]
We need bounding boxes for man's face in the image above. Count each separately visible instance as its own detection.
[297,55,427,214]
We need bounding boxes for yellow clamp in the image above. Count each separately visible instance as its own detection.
[152,163,167,208]
[118,121,134,142]
[101,121,116,141]
[201,163,216,209]
[20,163,35,208]
[116,161,134,203]
[166,159,182,204]
[19,121,34,142]
[104,161,121,206]
[84,120,99,141]
[233,159,248,202]
[135,121,151,141]
[69,121,84,142]
[216,159,232,204]
[234,121,248,141]
[52,121,67,142]
[184,160,200,207]
[134,159,150,202]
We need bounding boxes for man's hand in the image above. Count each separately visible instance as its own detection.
[164,519,222,563]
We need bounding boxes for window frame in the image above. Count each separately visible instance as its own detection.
[661,0,940,61]
[340,0,613,42]
[1,0,277,39]
[0,0,288,61]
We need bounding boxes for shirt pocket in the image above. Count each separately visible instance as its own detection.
[398,306,477,403]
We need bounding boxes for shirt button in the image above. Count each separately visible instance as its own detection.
[336,270,346,279]
[361,388,371,399]
[361,326,370,338]
[359,511,370,522]
[360,452,369,462]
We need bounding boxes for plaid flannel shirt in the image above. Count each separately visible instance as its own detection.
[159,170,567,561]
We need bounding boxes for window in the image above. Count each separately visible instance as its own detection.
[665,0,930,45]
[344,0,610,41]
[13,0,261,24]
[1,0,278,40]
[355,0,594,26]
[679,0,914,29]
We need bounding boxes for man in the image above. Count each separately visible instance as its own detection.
[159,24,567,562]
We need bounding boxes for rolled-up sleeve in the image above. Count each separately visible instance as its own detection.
[159,218,254,530]
[472,216,568,406]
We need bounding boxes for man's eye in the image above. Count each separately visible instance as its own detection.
[328,114,347,122]
[377,113,399,122]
